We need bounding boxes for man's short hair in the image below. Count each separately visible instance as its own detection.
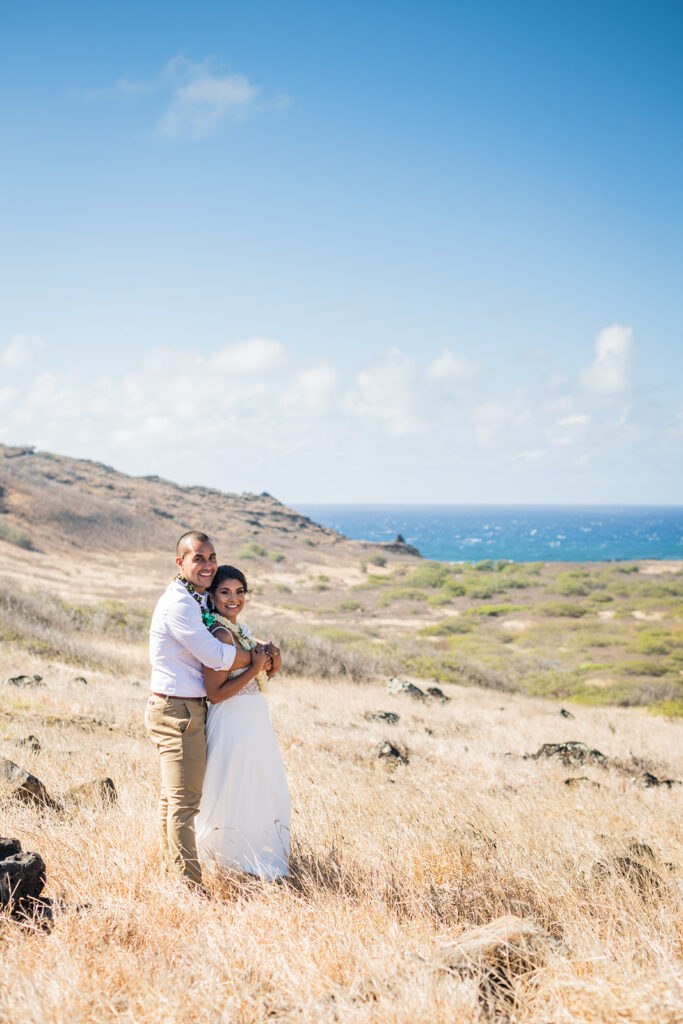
[176,530,212,557]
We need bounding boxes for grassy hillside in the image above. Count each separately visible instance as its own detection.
[0,448,681,1021]
[0,636,681,1023]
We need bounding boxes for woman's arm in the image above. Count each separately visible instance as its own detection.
[203,628,268,704]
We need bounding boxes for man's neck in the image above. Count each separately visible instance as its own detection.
[176,575,206,597]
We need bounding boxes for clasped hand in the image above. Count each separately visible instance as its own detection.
[251,641,282,679]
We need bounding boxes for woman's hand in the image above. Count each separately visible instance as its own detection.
[251,644,268,672]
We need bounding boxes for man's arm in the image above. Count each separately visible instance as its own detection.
[165,598,242,671]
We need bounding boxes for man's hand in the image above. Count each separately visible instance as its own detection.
[264,641,282,679]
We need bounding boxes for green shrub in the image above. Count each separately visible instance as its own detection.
[275,584,292,593]
[237,542,266,558]
[268,551,285,563]
[378,587,424,606]
[313,628,359,643]
[642,581,683,598]
[465,580,503,600]
[473,559,495,572]
[0,520,35,550]
[555,579,591,597]
[467,604,526,617]
[634,632,673,655]
[652,700,683,718]
[405,562,451,589]
[353,574,392,591]
[504,576,535,589]
[332,600,362,613]
[540,602,588,618]
[426,592,453,607]
[443,579,466,596]
[366,554,387,567]
[620,660,670,677]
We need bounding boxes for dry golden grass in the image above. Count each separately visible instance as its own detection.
[1,637,682,1023]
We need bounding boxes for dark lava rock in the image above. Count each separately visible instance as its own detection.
[0,757,60,808]
[0,838,22,858]
[364,711,400,725]
[64,777,117,806]
[73,676,88,686]
[559,708,575,719]
[611,753,681,788]
[564,776,600,788]
[18,734,41,753]
[5,674,43,687]
[426,686,450,703]
[387,677,425,699]
[524,742,608,768]
[374,740,409,766]
[640,772,680,789]
[593,855,663,896]
[0,851,46,911]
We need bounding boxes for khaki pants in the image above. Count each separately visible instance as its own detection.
[144,694,207,886]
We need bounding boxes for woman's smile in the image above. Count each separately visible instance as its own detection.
[212,579,246,621]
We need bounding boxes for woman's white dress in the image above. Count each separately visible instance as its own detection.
[196,638,291,880]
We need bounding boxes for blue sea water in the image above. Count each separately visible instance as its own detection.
[296,505,683,563]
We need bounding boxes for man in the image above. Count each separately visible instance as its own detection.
[144,531,256,888]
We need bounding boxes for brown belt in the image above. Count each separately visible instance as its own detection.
[151,692,206,702]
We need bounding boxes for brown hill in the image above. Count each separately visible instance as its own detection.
[0,444,417,568]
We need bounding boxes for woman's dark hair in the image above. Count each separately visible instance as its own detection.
[208,564,249,595]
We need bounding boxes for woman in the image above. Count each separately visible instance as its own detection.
[195,565,291,880]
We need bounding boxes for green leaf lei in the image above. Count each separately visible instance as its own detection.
[176,575,216,630]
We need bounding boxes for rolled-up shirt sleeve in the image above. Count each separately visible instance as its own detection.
[165,600,237,671]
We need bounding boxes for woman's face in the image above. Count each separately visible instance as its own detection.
[211,577,246,620]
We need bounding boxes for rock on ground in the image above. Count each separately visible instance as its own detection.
[387,677,425,699]
[373,740,409,766]
[0,757,60,808]
[63,777,117,807]
[427,915,562,1016]
[364,711,400,725]
[0,840,46,912]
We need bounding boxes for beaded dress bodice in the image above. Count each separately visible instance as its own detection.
[228,666,261,696]
[211,626,261,697]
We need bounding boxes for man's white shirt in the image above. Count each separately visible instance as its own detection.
[149,579,236,698]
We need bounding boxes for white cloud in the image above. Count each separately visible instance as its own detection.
[579,324,634,395]
[511,449,545,463]
[158,57,258,139]
[471,390,531,447]
[1,334,43,368]
[83,55,287,140]
[280,367,338,417]
[546,413,591,447]
[425,349,479,384]
[344,348,421,435]
[0,328,677,503]
[213,337,285,374]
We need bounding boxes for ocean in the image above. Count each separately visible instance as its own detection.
[295,505,683,563]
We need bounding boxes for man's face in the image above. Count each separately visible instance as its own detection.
[175,539,218,593]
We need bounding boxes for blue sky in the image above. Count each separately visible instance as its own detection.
[1,0,681,504]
